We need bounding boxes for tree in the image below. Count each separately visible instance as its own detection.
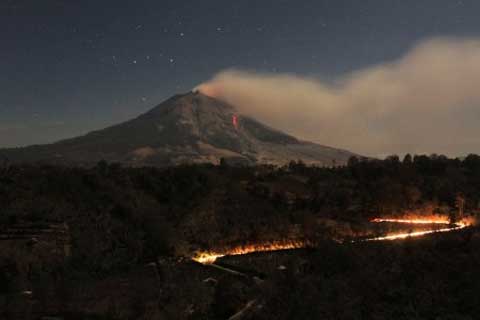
[403,154,412,165]
[219,157,227,167]
[347,156,359,167]
[386,155,400,164]
[455,194,465,221]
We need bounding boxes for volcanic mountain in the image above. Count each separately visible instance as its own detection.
[1,92,357,166]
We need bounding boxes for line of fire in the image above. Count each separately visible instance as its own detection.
[192,195,475,264]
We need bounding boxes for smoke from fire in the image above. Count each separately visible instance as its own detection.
[195,37,480,157]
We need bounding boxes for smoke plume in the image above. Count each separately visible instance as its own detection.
[195,38,480,157]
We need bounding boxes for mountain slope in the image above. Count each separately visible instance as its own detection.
[1,92,357,166]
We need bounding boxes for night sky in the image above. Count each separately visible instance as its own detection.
[1,0,479,147]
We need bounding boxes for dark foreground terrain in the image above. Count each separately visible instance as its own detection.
[1,154,480,319]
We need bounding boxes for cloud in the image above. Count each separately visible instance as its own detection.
[195,37,480,157]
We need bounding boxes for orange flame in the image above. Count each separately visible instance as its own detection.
[192,240,308,264]
[366,215,473,241]
[192,216,475,263]
[371,218,450,224]
[365,225,466,241]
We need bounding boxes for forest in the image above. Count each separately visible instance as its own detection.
[1,154,480,319]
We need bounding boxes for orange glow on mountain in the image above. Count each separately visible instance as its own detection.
[232,114,239,129]
[194,83,221,98]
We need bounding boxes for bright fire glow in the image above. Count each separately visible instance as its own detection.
[371,218,451,224]
[366,216,473,241]
[192,240,308,264]
[192,216,474,264]
[365,224,466,241]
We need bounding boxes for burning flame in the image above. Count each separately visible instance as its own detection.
[364,225,466,241]
[191,216,474,264]
[192,240,308,264]
[371,218,450,224]
[366,216,473,241]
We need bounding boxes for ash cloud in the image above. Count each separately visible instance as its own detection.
[196,38,480,157]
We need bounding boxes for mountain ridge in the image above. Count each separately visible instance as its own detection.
[0,92,358,166]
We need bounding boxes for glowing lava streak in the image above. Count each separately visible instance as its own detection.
[192,240,308,264]
[232,114,239,130]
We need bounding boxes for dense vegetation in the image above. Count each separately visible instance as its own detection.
[1,154,480,319]
[243,229,480,320]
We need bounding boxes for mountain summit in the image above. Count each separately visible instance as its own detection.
[2,92,357,166]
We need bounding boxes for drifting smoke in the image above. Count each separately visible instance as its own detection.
[196,38,480,157]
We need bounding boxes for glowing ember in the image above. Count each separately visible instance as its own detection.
[232,114,239,130]
[192,240,308,264]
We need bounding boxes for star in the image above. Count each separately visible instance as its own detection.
[132,60,137,64]
[169,58,175,63]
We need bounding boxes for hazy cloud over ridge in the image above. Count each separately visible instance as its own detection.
[196,38,480,157]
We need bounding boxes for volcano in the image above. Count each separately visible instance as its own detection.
[1,92,357,166]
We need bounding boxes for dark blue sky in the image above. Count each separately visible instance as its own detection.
[1,0,479,147]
